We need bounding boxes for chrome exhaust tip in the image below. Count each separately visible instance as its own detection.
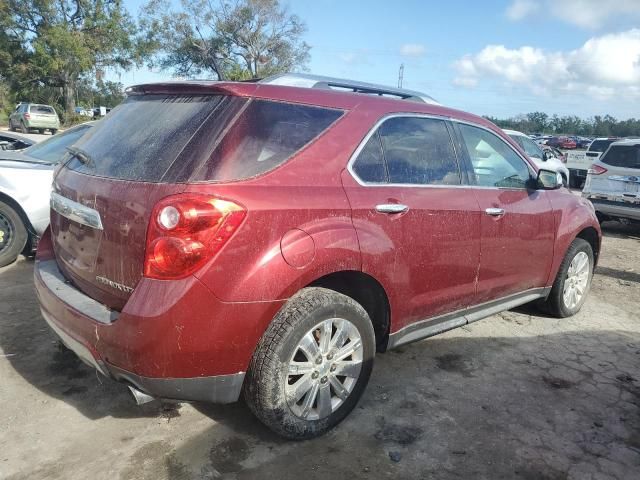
[128,386,156,405]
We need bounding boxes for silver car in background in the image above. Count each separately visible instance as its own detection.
[0,123,93,267]
[582,138,640,225]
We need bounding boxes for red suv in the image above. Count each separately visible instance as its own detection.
[547,136,577,149]
[35,75,601,439]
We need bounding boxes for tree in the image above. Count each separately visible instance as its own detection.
[140,0,310,80]
[5,0,141,121]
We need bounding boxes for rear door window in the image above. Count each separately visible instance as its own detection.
[377,117,461,185]
[601,145,640,169]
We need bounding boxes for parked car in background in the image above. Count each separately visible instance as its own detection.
[504,129,570,186]
[583,138,640,224]
[547,136,577,149]
[9,103,60,135]
[566,137,619,189]
[35,75,600,440]
[0,123,93,267]
[0,131,35,151]
[576,137,592,149]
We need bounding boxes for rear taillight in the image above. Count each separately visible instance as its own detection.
[24,113,31,119]
[144,194,246,279]
[589,164,608,175]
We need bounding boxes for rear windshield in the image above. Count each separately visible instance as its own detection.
[67,94,342,183]
[30,105,55,114]
[601,145,640,169]
[588,140,615,152]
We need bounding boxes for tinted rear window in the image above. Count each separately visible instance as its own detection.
[30,105,55,114]
[601,145,640,169]
[67,95,342,182]
[588,140,615,153]
[191,99,342,182]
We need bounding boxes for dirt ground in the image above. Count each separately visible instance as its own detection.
[1,222,638,480]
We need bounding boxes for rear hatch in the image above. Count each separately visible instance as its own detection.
[588,144,640,200]
[50,89,343,310]
[29,105,59,126]
[50,93,249,310]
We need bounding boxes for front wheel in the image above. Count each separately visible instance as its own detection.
[244,287,375,440]
[541,238,594,317]
[0,201,28,268]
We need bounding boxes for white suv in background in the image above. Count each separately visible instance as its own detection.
[582,138,640,225]
[504,129,570,186]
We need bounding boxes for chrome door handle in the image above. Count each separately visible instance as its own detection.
[376,204,409,214]
[485,207,505,217]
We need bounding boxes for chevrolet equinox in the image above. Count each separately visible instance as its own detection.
[35,75,601,439]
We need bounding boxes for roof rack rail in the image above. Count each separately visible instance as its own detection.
[259,73,439,105]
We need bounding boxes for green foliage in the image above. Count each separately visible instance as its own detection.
[484,113,640,137]
[139,0,310,79]
[3,0,143,120]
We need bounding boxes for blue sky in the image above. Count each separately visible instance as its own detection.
[113,0,640,119]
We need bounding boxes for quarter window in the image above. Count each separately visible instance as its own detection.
[459,124,531,189]
[378,117,461,185]
[352,133,387,183]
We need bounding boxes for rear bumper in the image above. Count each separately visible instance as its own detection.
[25,118,59,129]
[34,230,284,403]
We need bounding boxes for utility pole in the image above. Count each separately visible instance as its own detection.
[398,63,404,88]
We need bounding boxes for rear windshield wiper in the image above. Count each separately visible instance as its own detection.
[65,146,93,166]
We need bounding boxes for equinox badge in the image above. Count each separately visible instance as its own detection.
[95,275,134,293]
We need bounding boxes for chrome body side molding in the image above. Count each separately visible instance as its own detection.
[388,287,551,349]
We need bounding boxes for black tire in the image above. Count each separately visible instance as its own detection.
[38,129,45,135]
[541,238,594,318]
[19,122,28,134]
[0,201,28,268]
[244,287,375,440]
[50,129,58,135]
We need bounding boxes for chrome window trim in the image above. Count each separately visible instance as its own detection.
[347,113,536,190]
[50,191,104,230]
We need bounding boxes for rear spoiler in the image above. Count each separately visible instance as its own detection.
[125,81,256,97]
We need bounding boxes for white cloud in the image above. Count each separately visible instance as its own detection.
[400,43,426,58]
[338,50,370,66]
[505,0,640,29]
[505,0,539,21]
[452,29,640,100]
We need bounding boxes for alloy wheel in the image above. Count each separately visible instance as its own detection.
[563,251,590,310]
[285,318,363,421]
[0,210,14,254]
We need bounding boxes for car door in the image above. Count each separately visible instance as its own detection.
[455,122,555,304]
[341,115,481,332]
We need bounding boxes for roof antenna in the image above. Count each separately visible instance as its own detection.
[398,63,404,88]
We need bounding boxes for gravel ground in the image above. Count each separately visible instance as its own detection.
[0,222,638,480]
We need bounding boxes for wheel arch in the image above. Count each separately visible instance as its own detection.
[575,226,600,267]
[307,270,391,352]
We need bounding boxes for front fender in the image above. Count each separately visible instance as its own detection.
[547,191,601,285]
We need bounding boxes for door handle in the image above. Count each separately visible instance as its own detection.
[376,204,409,214]
[485,207,505,217]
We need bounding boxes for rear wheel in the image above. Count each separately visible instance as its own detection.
[19,122,28,134]
[50,129,58,135]
[38,129,45,135]
[0,201,28,268]
[541,238,593,317]
[244,287,375,439]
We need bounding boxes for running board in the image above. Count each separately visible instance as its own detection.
[387,287,550,349]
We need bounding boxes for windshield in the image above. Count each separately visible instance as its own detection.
[25,125,93,164]
[588,139,615,153]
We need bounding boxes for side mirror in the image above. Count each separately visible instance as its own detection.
[537,169,563,190]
